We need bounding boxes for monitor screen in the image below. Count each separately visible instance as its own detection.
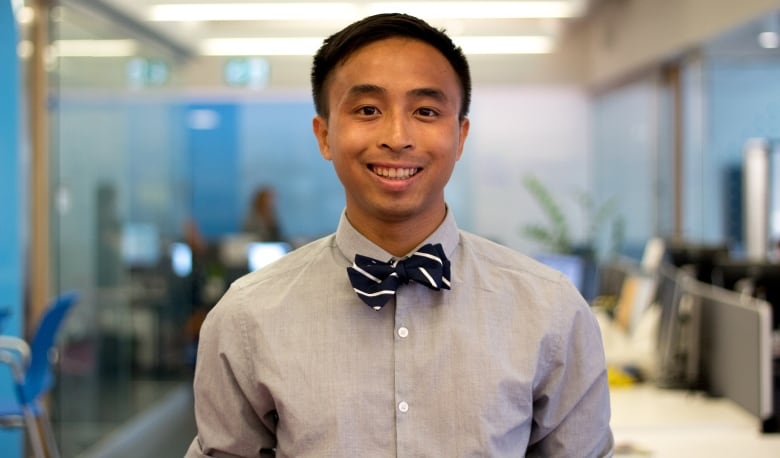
[248,242,291,272]
[534,253,584,291]
[169,242,193,277]
[121,222,161,268]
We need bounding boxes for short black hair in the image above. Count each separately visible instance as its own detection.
[311,13,471,120]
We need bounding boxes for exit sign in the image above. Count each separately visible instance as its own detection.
[224,57,270,89]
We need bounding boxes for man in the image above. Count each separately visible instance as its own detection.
[187,13,613,457]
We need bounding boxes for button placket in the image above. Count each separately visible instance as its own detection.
[394,288,414,453]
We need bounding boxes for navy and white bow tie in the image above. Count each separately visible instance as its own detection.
[347,243,451,310]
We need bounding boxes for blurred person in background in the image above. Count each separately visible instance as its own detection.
[243,186,283,242]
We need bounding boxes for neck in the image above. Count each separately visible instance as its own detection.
[347,206,447,257]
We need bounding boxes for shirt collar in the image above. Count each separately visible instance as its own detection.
[335,208,459,264]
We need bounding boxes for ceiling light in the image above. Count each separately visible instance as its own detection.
[455,35,553,54]
[150,3,359,21]
[367,1,576,19]
[53,40,138,57]
[200,35,553,56]
[201,38,325,56]
[150,1,579,22]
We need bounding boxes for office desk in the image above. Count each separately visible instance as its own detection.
[611,385,780,457]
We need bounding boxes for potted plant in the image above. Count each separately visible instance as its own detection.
[521,174,624,299]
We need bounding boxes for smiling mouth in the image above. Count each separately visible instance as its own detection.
[370,165,421,180]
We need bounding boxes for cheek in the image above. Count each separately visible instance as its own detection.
[332,129,372,163]
[339,123,370,145]
[429,126,464,157]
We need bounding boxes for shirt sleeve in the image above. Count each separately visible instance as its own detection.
[186,285,278,457]
[527,276,615,458]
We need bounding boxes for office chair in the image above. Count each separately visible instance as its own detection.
[0,291,79,458]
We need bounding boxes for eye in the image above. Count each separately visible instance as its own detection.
[355,105,380,116]
[416,107,439,118]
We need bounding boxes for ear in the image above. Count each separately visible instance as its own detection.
[312,115,332,160]
[455,117,470,161]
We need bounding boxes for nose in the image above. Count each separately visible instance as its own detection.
[379,112,413,152]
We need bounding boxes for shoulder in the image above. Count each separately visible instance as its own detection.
[458,231,568,286]
[234,235,336,289]
[204,235,337,322]
[455,231,591,326]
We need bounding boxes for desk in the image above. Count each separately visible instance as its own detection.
[611,385,780,457]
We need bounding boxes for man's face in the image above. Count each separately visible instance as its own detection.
[313,37,469,231]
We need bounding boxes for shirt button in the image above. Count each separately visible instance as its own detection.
[398,327,409,338]
[398,401,409,413]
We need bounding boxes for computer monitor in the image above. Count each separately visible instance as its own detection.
[596,259,635,298]
[665,241,729,284]
[654,264,682,353]
[120,222,161,268]
[169,242,193,277]
[654,265,703,390]
[534,253,585,293]
[247,241,292,272]
[711,260,780,328]
[696,282,773,422]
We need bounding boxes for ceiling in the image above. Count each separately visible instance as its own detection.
[41,0,779,90]
[56,0,598,60]
[706,9,780,58]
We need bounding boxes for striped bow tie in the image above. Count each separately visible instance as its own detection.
[347,243,451,310]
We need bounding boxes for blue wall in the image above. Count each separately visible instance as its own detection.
[54,95,343,298]
[185,103,241,238]
[239,101,344,241]
[706,57,780,245]
[0,1,25,455]
[56,96,341,252]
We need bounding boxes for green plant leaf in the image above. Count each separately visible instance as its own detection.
[521,175,572,252]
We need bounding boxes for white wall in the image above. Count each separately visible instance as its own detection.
[463,86,591,255]
[583,0,780,88]
[592,75,661,256]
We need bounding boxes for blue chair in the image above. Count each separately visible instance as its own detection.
[0,291,78,458]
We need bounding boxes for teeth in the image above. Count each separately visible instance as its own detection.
[373,166,419,180]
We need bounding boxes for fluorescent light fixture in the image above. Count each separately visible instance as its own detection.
[201,37,325,56]
[53,39,138,57]
[150,1,578,22]
[368,1,576,19]
[456,35,553,54]
[201,35,552,56]
[150,2,358,21]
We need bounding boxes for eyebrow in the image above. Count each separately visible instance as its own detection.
[408,87,448,104]
[346,84,449,104]
[346,84,385,98]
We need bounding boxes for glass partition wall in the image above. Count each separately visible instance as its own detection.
[50,4,196,456]
[591,8,780,259]
[47,3,335,454]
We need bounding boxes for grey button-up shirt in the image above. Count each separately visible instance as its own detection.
[186,210,614,457]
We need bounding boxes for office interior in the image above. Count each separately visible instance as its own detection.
[2,0,780,456]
